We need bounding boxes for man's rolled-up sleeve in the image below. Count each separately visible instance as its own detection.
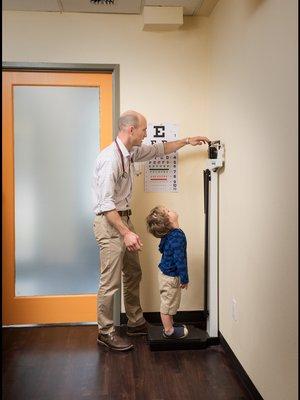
[132,142,165,162]
[95,159,118,212]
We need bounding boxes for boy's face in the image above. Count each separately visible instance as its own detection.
[162,207,178,227]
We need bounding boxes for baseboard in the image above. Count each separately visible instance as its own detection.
[219,332,264,400]
[121,310,207,328]
[3,311,206,329]
[2,322,97,328]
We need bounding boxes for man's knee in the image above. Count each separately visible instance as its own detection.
[123,269,142,286]
[98,280,120,296]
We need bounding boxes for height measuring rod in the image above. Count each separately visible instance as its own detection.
[204,141,225,338]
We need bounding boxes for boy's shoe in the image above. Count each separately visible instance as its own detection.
[126,322,148,336]
[163,324,189,339]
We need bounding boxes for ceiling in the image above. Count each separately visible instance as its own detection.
[2,0,219,16]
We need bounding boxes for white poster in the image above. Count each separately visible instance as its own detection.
[144,123,179,193]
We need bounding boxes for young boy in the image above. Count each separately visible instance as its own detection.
[146,206,189,339]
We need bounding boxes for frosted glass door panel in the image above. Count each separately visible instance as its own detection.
[14,86,100,296]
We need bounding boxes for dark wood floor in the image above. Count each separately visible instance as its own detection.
[2,325,252,400]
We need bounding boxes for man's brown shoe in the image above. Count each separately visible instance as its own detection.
[126,322,148,336]
[97,332,134,351]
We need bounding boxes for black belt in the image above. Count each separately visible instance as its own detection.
[118,210,132,217]
[97,210,132,217]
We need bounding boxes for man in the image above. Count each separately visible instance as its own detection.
[92,110,209,351]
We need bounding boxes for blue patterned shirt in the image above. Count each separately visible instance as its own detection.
[158,228,189,284]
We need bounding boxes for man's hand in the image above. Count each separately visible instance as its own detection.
[124,231,143,252]
[188,136,210,146]
[180,283,189,289]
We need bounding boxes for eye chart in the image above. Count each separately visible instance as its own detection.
[144,123,179,193]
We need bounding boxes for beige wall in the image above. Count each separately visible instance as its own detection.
[3,11,210,311]
[207,1,298,399]
[3,3,298,399]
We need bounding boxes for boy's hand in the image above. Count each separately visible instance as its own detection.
[180,283,188,289]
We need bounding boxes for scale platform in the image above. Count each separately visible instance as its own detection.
[147,324,219,351]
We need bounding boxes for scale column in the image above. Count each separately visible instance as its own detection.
[207,169,219,338]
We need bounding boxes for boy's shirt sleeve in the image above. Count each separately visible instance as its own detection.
[169,231,189,284]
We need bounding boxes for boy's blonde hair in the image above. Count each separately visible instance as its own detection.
[146,206,172,238]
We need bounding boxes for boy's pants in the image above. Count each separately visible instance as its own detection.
[158,270,181,315]
[93,214,146,334]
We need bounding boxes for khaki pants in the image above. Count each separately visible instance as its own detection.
[158,270,181,315]
[93,214,145,334]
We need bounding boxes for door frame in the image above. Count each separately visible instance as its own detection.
[2,62,120,134]
[2,62,121,326]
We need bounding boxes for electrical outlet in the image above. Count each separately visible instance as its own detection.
[232,297,238,321]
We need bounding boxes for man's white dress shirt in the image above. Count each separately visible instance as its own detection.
[92,137,165,214]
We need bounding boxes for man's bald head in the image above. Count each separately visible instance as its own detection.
[118,110,145,132]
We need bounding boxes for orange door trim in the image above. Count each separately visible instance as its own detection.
[2,71,113,325]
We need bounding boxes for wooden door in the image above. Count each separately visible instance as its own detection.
[2,70,113,325]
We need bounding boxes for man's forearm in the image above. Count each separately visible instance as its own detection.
[163,135,210,155]
[104,210,130,236]
[105,209,142,251]
[163,139,188,155]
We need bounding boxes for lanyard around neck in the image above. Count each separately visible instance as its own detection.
[115,139,130,178]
